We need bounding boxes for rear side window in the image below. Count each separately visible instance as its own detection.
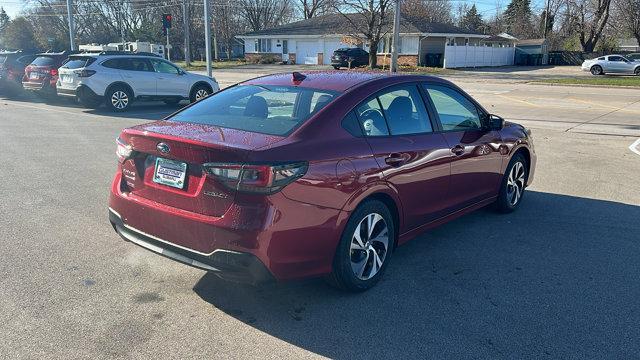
[62,57,96,69]
[356,85,432,136]
[424,85,481,131]
[169,85,340,136]
[31,56,56,66]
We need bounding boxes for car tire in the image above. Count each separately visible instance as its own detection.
[333,65,340,70]
[635,67,640,76]
[326,199,395,292]
[189,84,211,103]
[495,153,528,213]
[590,65,603,76]
[106,86,132,112]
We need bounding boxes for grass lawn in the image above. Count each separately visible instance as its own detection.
[174,60,246,71]
[538,76,640,88]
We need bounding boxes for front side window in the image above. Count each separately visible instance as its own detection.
[608,56,623,62]
[150,59,179,74]
[169,85,339,136]
[424,84,482,131]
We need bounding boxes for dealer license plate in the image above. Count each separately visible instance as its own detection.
[153,158,187,189]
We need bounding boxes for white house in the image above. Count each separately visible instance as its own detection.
[237,14,496,67]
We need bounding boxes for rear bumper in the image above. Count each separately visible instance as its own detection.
[22,80,55,92]
[109,208,274,284]
[56,87,78,97]
[109,172,346,281]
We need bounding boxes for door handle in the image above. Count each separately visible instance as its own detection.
[385,153,409,166]
[451,145,465,156]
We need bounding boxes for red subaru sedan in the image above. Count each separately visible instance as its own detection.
[109,72,536,291]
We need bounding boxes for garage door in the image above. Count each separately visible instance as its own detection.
[297,41,319,65]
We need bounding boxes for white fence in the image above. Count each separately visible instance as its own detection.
[443,45,515,68]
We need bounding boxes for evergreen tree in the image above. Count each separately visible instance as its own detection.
[0,8,10,36]
[460,4,484,33]
[1,17,40,52]
[503,0,535,38]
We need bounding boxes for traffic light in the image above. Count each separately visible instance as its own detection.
[162,14,172,29]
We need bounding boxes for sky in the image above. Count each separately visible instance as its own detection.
[0,0,547,21]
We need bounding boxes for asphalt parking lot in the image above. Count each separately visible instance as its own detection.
[1,68,639,359]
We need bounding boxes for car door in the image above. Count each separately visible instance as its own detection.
[113,57,157,96]
[150,59,190,97]
[422,83,504,210]
[606,56,625,73]
[357,49,369,66]
[356,84,452,230]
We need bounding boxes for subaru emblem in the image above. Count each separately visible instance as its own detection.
[157,142,170,154]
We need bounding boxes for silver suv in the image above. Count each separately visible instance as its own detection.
[56,52,219,111]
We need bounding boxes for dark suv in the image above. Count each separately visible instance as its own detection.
[22,52,73,95]
[0,51,36,90]
[331,48,369,69]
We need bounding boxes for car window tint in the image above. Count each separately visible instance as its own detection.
[102,59,124,69]
[31,56,56,66]
[424,85,481,131]
[170,85,339,136]
[609,56,622,62]
[597,57,605,60]
[377,86,432,135]
[151,59,179,74]
[310,91,336,114]
[17,56,35,65]
[127,58,153,72]
[61,57,95,69]
[356,98,390,136]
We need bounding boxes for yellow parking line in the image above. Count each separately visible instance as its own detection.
[496,94,541,108]
[567,97,621,110]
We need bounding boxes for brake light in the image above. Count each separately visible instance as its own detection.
[74,69,96,77]
[50,68,58,76]
[116,137,133,163]
[203,162,308,194]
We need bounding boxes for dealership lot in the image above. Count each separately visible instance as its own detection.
[1,69,639,358]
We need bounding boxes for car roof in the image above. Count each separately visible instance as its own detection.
[243,71,443,92]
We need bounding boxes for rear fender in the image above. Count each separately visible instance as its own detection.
[337,181,405,235]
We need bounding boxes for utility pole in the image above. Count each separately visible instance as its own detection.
[390,0,401,73]
[119,2,126,46]
[166,28,171,60]
[183,0,191,65]
[203,0,212,76]
[66,0,75,50]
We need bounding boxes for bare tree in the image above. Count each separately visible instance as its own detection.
[213,0,246,59]
[614,0,640,47]
[566,0,613,52]
[402,0,453,25]
[335,0,393,68]
[239,0,295,32]
[300,0,336,19]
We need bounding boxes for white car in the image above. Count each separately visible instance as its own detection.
[581,54,640,76]
[57,52,219,111]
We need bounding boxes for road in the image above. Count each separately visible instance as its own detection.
[1,70,639,359]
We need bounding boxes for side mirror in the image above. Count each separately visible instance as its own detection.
[488,114,505,130]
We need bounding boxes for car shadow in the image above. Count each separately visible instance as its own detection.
[193,191,640,358]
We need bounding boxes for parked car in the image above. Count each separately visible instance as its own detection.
[56,52,219,111]
[0,51,36,89]
[627,53,640,62]
[108,72,536,291]
[331,47,369,69]
[22,51,73,96]
[581,54,640,75]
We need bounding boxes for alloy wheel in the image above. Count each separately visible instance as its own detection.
[195,89,209,101]
[111,90,129,110]
[350,213,389,280]
[506,161,526,206]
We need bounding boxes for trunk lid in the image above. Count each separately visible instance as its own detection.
[119,121,285,217]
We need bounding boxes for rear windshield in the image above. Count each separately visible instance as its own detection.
[0,56,7,64]
[169,85,340,136]
[31,56,57,66]
[61,56,96,69]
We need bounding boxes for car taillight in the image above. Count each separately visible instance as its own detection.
[50,68,58,76]
[203,162,308,194]
[74,69,96,77]
[116,137,133,163]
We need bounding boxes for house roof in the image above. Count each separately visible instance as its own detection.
[517,38,547,46]
[240,13,483,37]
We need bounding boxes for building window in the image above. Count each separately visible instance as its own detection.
[379,36,402,54]
[254,39,272,53]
